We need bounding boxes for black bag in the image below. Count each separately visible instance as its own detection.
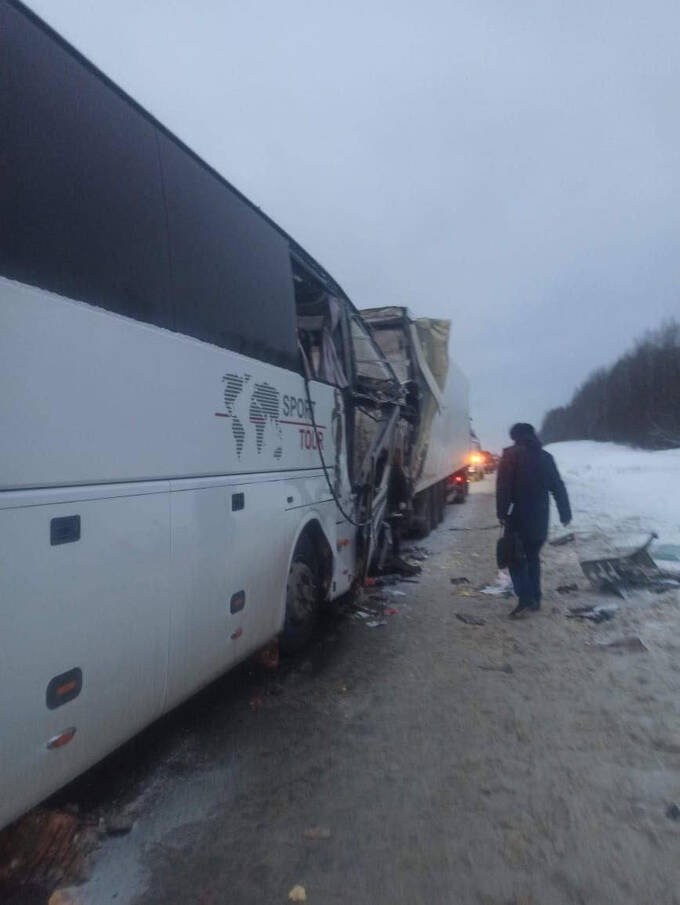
[496,525,525,569]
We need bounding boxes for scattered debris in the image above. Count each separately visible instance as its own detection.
[380,555,421,577]
[366,620,387,628]
[665,804,680,821]
[48,889,81,905]
[478,663,513,674]
[480,572,514,598]
[255,640,280,671]
[0,809,99,899]
[456,613,485,626]
[249,695,264,711]
[557,583,579,594]
[405,546,428,561]
[383,607,398,615]
[288,885,307,902]
[450,577,470,585]
[550,532,575,546]
[302,827,331,840]
[387,589,406,597]
[103,815,134,837]
[597,636,647,653]
[567,604,617,624]
[580,532,680,596]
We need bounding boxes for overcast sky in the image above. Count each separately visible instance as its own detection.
[29,0,680,449]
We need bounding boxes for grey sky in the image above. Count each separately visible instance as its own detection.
[29,0,680,450]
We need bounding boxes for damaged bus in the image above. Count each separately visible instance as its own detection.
[0,0,400,829]
[361,307,471,539]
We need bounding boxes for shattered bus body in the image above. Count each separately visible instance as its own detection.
[0,0,399,829]
[361,307,471,539]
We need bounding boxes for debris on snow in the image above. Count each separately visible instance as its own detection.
[288,885,307,902]
[596,636,647,653]
[103,815,134,837]
[48,889,82,905]
[478,663,514,674]
[556,583,579,594]
[302,827,332,840]
[480,572,514,598]
[567,604,617,624]
[366,620,387,628]
[665,804,680,821]
[255,640,280,671]
[456,613,486,626]
[450,577,470,585]
[580,532,680,597]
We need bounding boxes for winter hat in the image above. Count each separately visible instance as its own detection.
[509,422,536,442]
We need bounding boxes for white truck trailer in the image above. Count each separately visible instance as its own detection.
[361,307,472,536]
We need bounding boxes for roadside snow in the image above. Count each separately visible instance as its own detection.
[546,441,680,556]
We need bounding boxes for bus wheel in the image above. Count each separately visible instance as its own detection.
[280,547,319,654]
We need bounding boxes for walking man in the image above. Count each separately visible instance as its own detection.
[496,423,571,617]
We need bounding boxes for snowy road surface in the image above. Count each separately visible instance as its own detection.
[4,446,680,904]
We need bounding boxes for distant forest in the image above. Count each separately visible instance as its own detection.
[541,320,680,449]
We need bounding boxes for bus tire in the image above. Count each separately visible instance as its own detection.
[280,540,320,655]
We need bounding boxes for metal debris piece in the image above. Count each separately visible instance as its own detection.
[302,827,332,840]
[580,532,680,595]
[597,636,647,652]
[450,577,470,585]
[478,663,513,674]
[557,583,578,594]
[567,605,617,624]
[456,613,486,626]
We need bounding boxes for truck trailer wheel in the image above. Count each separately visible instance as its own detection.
[280,542,320,655]
[437,481,446,524]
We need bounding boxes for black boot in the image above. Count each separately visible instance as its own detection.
[509,599,532,618]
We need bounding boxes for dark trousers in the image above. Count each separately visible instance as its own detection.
[509,538,543,606]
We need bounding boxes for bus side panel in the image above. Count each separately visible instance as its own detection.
[0,491,170,829]
[165,473,338,710]
[0,278,334,491]
[165,479,283,708]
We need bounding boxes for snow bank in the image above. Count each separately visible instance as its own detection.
[546,441,680,552]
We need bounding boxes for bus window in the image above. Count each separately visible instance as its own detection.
[159,136,299,371]
[0,2,171,329]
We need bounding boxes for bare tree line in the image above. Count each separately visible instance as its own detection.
[541,320,680,449]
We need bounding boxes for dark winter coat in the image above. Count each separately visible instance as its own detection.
[496,438,571,543]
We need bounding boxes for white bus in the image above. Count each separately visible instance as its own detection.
[0,0,400,829]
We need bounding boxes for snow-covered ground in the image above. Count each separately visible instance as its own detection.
[547,441,680,559]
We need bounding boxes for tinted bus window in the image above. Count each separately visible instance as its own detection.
[0,2,171,328]
[159,136,298,371]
